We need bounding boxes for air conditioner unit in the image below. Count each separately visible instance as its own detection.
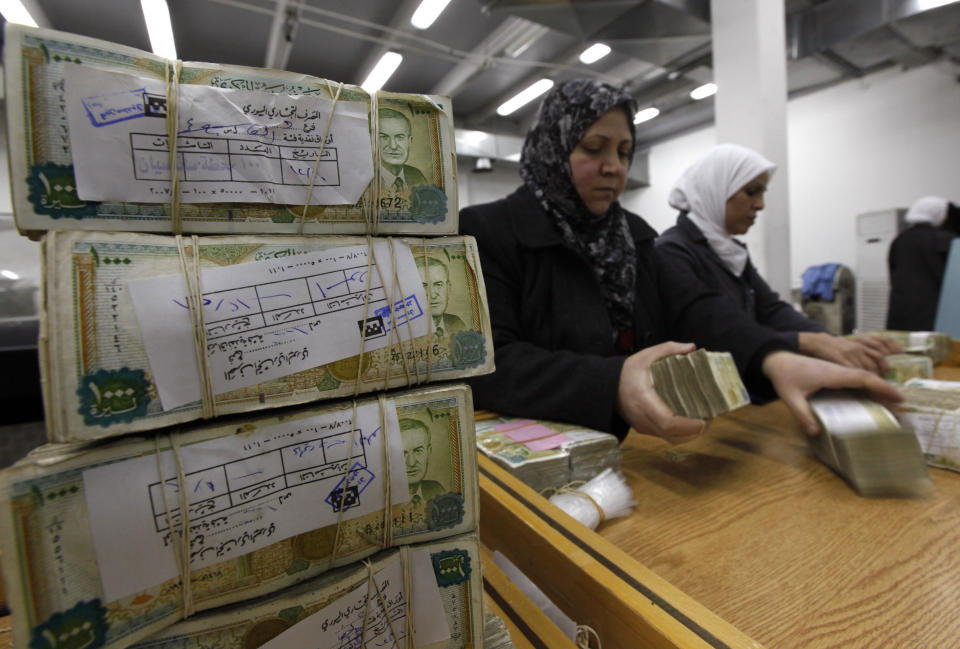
[855,209,906,331]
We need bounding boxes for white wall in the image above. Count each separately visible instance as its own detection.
[455,59,960,288]
[458,160,522,208]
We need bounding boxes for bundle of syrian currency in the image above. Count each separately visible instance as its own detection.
[807,390,933,497]
[650,349,750,419]
[4,24,458,236]
[892,379,960,473]
[121,533,483,649]
[475,417,620,493]
[885,353,933,383]
[39,230,493,442]
[0,384,478,649]
[858,330,953,365]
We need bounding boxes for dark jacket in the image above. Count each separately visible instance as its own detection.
[460,187,791,439]
[887,206,960,330]
[656,213,823,352]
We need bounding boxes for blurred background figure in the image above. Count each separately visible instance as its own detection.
[887,196,960,331]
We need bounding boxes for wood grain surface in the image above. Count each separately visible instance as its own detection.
[600,365,960,649]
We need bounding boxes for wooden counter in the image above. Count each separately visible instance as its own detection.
[600,364,960,648]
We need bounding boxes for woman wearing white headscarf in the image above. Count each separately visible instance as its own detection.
[887,196,960,330]
[656,144,898,375]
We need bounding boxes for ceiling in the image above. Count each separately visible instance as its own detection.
[4,0,960,153]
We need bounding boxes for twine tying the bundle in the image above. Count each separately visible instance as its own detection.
[296,81,344,235]
[541,481,606,526]
[154,432,196,619]
[174,234,217,419]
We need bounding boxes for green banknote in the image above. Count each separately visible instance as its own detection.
[40,230,493,442]
[857,330,953,365]
[808,390,933,497]
[130,534,483,649]
[0,385,478,649]
[4,24,458,235]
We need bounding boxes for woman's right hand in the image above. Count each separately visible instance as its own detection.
[616,341,706,444]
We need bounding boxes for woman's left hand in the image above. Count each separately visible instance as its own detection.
[797,331,899,375]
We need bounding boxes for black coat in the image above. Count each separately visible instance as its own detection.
[887,210,960,331]
[460,187,792,439]
[656,213,823,353]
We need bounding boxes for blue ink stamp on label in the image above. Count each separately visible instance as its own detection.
[325,462,375,512]
[373,294,423,333]
[81,87,148,127]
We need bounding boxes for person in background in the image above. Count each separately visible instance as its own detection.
[887,196,960,331]
[459,80,900,445]
[656,144,900,376]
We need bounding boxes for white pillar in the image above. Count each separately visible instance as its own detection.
[711,0,791,299]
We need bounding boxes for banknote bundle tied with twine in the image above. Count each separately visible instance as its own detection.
[1,22,496,649]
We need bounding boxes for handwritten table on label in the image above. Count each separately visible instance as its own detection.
[147,428,371,535]
[600,364,960,649]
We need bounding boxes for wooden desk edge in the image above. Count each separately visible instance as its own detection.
[479,454,765,649]
[482,547,578,649]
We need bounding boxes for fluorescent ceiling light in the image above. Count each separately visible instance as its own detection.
[362,51,403,92]
[505,152,521,162]
[1,269,20,280]
[690,82,717,100]
[916,0,956,10]
[504,22,548,58]
[0,0,37,27]
[140,0,177,59]
[497,79,554,116]
[634,107,660,124]
[579,43,611,64]
[411,0,453,29]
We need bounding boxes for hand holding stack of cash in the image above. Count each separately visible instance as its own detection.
[1,22,496,649]
[650,349,750,419]
[808,390,933,497]
[860,330,953,365]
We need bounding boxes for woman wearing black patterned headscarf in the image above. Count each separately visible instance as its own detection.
[460,79,901,442]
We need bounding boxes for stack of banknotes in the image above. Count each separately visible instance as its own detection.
[884,353,933,383]
[650,349,750,419]
[128,535,484,649]
[0,385,480,649]
[475,417,621,492]
[892,379,960,473]
[2,21,496,649]
[4,25,459,235]
[807,390,933,497]
[860,330,953,365]
[40,230,493,442]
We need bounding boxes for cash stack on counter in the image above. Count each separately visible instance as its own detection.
[892,379,960,473]
[650,349,751,420]
[884,353,934,383]
[859,331,953,366]
[475,417,621,493]
[1,23,496,649]
[807,391,934,497]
